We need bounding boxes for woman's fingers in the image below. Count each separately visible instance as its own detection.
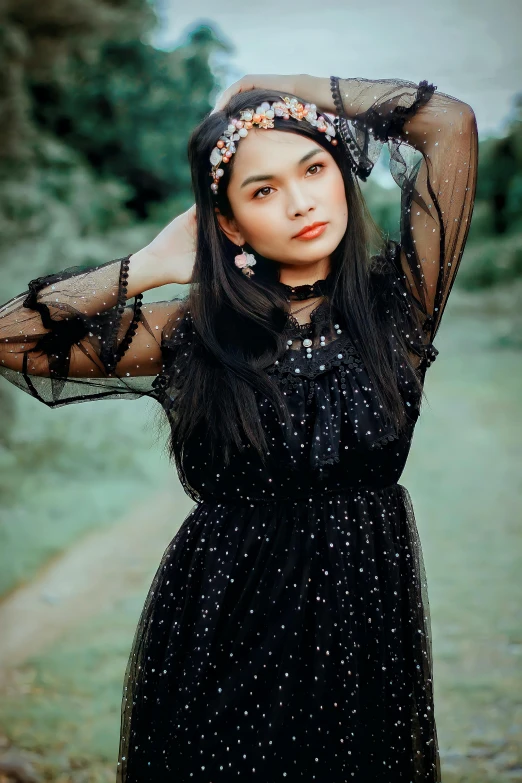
[210,74,300,115]
[210,77,253,114]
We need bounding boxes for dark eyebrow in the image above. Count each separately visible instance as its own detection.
[240,148,323,189]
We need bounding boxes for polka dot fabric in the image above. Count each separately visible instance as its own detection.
[117,484,438,782]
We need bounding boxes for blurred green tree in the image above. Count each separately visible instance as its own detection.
[456,93,522,293]
[0,0,154,163]
[476,94,522,236]
[0,2,230,243]
[29,26,229,219]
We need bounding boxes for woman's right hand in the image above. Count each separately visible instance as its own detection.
[131,204,197,289]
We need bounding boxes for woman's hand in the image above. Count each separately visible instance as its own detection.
[130,205,197,291]
[210,74,303,114]
[147,204,196,285]
[210,74,335,118]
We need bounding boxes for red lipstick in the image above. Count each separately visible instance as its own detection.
[293,222,328,240]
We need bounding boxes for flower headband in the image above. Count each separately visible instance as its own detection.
[209,96,338,195]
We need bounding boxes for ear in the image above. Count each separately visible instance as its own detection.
[214,207,245,246]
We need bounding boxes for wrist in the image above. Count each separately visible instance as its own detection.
[295,74,336,115]
[128,247,170,295]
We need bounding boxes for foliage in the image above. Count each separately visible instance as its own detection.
[0,0,154,163]
[0,3,228,247]
[474,97,522,235]
[457,232,522,290]
[452,96,522,296]
[28,27,229,220]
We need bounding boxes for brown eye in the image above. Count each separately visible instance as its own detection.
[253,186,274,200]
[253,163,325,200]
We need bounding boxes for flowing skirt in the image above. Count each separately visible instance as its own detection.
[116,484,440,782]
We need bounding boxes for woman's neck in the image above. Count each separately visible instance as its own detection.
[277,256,330,288]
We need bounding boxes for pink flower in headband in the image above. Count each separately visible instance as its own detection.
[209,97,338,195]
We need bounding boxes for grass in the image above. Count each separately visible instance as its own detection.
[402,290,522,780]
[0,595,146,779]
[0,395,171,598]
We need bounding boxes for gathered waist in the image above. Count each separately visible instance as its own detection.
[197,482,401,507]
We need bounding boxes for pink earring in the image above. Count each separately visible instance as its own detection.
[234,245,257,278]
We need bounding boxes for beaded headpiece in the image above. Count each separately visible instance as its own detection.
[209,97,338,196]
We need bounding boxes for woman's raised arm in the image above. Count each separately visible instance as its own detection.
[0,206,196,407]
[306,74,478,344]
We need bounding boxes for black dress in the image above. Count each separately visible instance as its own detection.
[0,77,478,782]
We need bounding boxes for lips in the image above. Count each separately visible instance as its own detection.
[293,222,328,238]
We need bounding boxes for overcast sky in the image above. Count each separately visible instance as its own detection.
[153,0,521,137]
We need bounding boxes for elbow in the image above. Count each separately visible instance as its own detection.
[456,100,477,137]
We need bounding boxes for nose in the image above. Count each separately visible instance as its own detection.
[286,183,316,217]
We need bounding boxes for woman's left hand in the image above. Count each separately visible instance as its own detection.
[210,74,307,115]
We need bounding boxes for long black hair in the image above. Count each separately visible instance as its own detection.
[163,87,426,467]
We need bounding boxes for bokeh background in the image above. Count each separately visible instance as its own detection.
[0,1,521,781]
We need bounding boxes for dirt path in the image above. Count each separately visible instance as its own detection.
[0,486,194,672]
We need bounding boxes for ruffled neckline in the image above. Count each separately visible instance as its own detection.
[276,272,334,301]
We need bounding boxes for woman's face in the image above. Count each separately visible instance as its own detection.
[216,129,348,274]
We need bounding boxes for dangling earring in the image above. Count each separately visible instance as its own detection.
[234,245,257,278]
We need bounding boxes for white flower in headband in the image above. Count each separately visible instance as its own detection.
[209,96,338,195]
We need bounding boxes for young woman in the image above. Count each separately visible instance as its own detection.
[0,73,478,782]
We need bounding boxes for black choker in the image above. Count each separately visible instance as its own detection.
[277,273,334,301]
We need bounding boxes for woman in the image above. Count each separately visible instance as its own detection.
[0,73,478,781]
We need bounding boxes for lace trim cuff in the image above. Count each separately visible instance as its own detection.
[382,79,437,141]
[330,75,367,179]
[102,255,143,373]
[366,80,437,143]
[22,254,141,380]
[22,274,91,381]
[329,76,437,179]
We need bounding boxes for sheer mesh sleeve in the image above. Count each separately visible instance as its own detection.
[330,76,479,345]
[0,254,186,407]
